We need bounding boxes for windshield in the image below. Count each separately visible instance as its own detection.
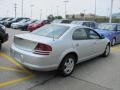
[32,24,69,39]
[71,21,83,25]
[18,19,28,23]
[52,20,62,23]
[98,24,116,31]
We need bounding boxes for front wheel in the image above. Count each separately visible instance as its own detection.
[102,44,110,57]
[58,55,76,77]
[0,42,2,50]
[111,38,116,46]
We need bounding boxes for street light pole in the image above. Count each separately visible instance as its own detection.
[40,9,42,20]
[109,0,113,23]
[30,4,34,18]
[83,9,86,21]
[64,0,69,18]
[14,3,17,18]
[56,5,59,16]
[21,0,23,17]
[94,0,96,21]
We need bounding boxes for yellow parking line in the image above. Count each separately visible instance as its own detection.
[0,52,32,75]
[0,75,34,87]
[0,52,35,87]
[0,66,29,74]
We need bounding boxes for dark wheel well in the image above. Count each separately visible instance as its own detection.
[62,52,78,63]
[107,42,111,46]
[113,37,116,41]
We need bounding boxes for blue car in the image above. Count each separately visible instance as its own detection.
[95,23,120,46]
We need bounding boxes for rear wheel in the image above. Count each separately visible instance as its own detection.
[103,44,110,57]
[58,55,76,77]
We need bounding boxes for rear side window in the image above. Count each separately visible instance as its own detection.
[72,28,88,40]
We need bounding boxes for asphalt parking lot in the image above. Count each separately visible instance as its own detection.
[0,28,120,90]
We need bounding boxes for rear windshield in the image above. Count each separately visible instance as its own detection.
[32,24,69,39]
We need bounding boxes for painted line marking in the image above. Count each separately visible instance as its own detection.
[0,75,34,87]
[0,52,32,74]
[0,52,35,87]
[0,66,29,74]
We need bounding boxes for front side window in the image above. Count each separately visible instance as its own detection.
[86,28,100,39]
[73,28,88,40]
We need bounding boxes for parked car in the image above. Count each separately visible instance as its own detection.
[4,17,29,28]
[27,20,50,32]
[52,19,72,24]
[0,24,8,49]
[71,21,98,29]
[19,19,38,30]
[11,19,30,29]
[96,23,120,46]
[0,18,8,25]
[3,18,14,25]
[10,24,110,76]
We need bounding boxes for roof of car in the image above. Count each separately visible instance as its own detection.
[100,23,120,25]
[72,21,96,23]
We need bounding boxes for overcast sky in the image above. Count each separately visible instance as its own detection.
[0,0,120,19]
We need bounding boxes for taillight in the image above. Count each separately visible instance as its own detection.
[33,43,52,55]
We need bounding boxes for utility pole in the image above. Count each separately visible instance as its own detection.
[40,9,42,20]
[64,0,69,18]
[109,0,113,23]
[56,5,59,16]
[6,10,9,17]
[14,3,17,18]
[94,0,96,21]
[21,0,23,17]
[83,9,86,21]
[46,9,48,19]
[30,4,34,18]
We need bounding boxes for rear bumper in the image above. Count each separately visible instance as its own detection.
[10,45,58,71]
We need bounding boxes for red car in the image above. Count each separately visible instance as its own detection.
[27,20,50,32]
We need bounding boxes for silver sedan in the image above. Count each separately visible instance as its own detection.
[10,24,110,76]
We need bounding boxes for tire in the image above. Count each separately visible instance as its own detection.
[102,44,110,57]
[58,55,76,77]
[111,38,116,46]
[0,42,1,50]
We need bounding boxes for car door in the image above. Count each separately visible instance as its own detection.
[86,28,106,55]
[72,28,96,62]
[116,25,120,43]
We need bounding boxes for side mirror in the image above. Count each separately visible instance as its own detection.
[100,34,105,39]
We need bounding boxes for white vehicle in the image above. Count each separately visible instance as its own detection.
[11,19,30,29]
[10,24,110,76]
